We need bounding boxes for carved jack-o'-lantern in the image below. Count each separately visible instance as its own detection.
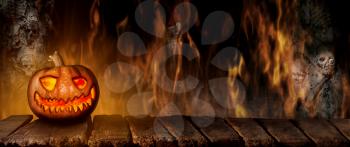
[28,51,99,120]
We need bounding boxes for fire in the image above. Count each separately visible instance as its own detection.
[238,0,322,117]
[239,0,350,118]
[148,13,201,115]
[238,0,303,118]
[45,0,118,116]
[1,0,349,120]
[228,55,247,117]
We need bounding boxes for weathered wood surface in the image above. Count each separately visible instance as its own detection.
[159,116,208,147]
[191,117,243,146]
[294,119,349,146]
[0,115,32,141]
[226,118,274,146]
[126,116,176,146]
[330,119,350,141]
[3,116,92,146]
[88,115,131,146]
[258,119,312,146]
[3,115,350,146]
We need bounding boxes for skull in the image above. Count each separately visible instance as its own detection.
[314,50,335,76]
[25,7,39,22]
[14,48,42,76]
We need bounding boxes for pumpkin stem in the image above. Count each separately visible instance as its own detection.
[49,51,64,66]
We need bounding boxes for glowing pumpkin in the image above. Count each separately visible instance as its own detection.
[28,51,99,120]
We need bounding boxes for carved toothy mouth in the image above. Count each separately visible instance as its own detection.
[34,87,96,113]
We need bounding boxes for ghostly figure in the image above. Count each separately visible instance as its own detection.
[290,53,310,100]
[287,0,342,118]
[0,0,53,119]
[1,0,53,77]
[290,49,343,118]
[9,1,46,76]
[306,49,335,96]
[308,49,342,118]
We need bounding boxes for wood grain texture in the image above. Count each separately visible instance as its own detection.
[294,119,349,146]
[88,115,131,146]
[158,116,208,147]
[258,119,312,146]
[127,116,176,146]
[329,119,350,142]
[191,117,243,146]
[226,118,274,146]
[2,115,350,146]
[3,116,92,146]
[0,115,33,144]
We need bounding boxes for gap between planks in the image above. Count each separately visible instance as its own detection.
[2,115,350,146]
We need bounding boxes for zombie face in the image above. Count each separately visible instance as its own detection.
[313,50,335,76]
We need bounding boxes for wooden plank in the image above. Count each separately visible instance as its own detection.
[50,117,92,146]
[3,116,92,146]
[158,116,208,147]
[4,118,53,146]
[226,118,274,146]
[258,119,313,146]
[126,116,176,146]
[294,119,349,146]
[88,115,131,146]
[0,115,33,144]
[330,119,350,141]
[191,117,243,146]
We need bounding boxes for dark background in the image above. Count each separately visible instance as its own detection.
[0,0,349,118]
[51,0,350,72]
[50,0,350,90]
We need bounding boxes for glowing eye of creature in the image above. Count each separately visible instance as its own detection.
[73,77,87,89]
[40,76,57,91]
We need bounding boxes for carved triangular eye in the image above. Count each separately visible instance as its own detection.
[40,76,57,91]
[73,77,87,89]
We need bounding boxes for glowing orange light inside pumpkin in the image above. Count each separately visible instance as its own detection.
[40,76,57,91]
[91,87,96,99]
[73,77,87,89]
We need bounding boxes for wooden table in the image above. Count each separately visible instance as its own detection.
[1,115,350,146]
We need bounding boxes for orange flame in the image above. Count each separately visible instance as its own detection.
[239,0,302,117]
[228,55,247,117]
